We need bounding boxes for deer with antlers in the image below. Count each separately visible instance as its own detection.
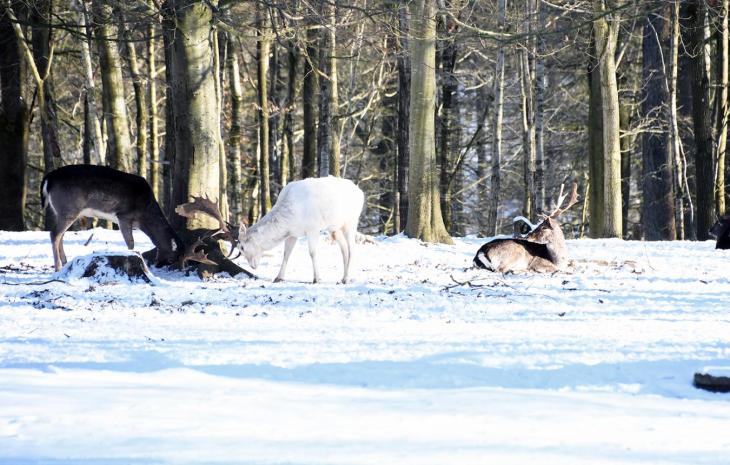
[473,183,579,273]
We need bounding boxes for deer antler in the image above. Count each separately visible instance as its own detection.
[548,182,579,218]
[175,196,239,254]
[180,237,217,268]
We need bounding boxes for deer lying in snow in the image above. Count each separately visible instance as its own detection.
[42,165,184,271]
[238,176,365,284]
[473,183,579,273]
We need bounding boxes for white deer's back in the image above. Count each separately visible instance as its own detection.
[263,176,364,237]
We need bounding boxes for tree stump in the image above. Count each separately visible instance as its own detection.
[61,253,154,284]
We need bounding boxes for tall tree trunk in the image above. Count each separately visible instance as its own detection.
[0,1,28,230]
[122,21,148,178]
[148,4,160,199]
[213,29,228,221]
[534,0,546,213]
[227,33,244,222]
[269,40,281,188]
[716,0,729,215]
[689,0,715,240]
[78,1,104,165]
[438,29,458,233]
[281,38,298,186]
[588,36,605,238]
[301,19,318,178]
[317,0,340,177]
[669,0,689,239]
[30,0,61,174]
[486,0,507,236]
[256,5,272,215]
[520,33,536,219]
[93,2,133,172]
[165,0,221,231]
[592,0,623,238]
[162,14,174,216]
[405,0,452,244]
[620,100,632,236]
[642,3,676,240]
[396,1,410,232]
[476,86,490,235]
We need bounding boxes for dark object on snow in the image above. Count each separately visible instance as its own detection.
[693,372,730,393]
[41,165,183,271]
[709,216,730,249]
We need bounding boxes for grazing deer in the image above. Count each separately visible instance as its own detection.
[473,183,579,273]
[41,165,183,271]
[710,216,730,249]
[240,176,364,283]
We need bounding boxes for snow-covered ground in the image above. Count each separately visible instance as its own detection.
[1,228,729,464]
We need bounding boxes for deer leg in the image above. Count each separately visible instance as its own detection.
[332,229,349,284]
[275,236,297,283]
[118,218,135,250]
[307,232,320,284]
[50,215,78,271]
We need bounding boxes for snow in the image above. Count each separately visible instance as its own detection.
[1,228,730,464]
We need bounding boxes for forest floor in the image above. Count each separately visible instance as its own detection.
[1,229,729,464]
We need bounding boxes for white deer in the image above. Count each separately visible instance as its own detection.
[238,176,365,283]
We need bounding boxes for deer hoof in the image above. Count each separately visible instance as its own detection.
[273,277,283,283]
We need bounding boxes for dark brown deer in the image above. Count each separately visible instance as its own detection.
[41,165,184,271]
[710,216,730,249]
[473,183,579,273]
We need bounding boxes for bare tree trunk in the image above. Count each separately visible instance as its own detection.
[317,0,340,177]
[148,4,160,199]
[78,1,104,165]
[716,0,729,215]
[122,20,148,178]
[520,24,536,219]
[486,0,507,236]
[0,1,28,230]
[592,0,623,238]
[257,4,272,214]
[534,0,546,213]
[396,1,410,232]
[165,0,221,231]
[30,0,61,173]
[227,34,244,222]
[642,3,676,240]
[301,19,318,178]
[689,0,715,240]
[438,28,458,233]
[214,29,228,221]
[669,0,689,239]
[405,0,452,244]
[281,38,298,186]
[476,86,490,235]
[93,2,133,173]
[588,36,605,238]
[620,101,632,236]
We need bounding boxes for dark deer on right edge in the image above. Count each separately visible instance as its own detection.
[473,183,579,273]
[709,216,730,249]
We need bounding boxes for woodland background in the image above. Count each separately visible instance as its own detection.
[0,0,727,243]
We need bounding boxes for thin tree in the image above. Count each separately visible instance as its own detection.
[486,0,506,236]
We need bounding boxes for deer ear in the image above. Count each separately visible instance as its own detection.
[238,222,247,238]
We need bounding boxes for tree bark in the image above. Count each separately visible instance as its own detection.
[93,2,133,173]
[0,1,28,230]
[534,0,546,213]
[227,33,244,223]
[282,38,298,186]
[592,0,623,238]
[520,23,536,219]
[716,0,729,215]
[405,0,452,244]
[30,0,61,174]
[689,0,715,240]
[165,0,221,231]
[641,3,676,240]
[396,1,410,232]
[588,36,605,238]
[486,0,507,236]
[317,0,340,177]
[78,1,105,165]
[148,3,160,199]
[438,26,458,233]
[122,19,149,179]
[301,18,318,179]
[256,4,272,215]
